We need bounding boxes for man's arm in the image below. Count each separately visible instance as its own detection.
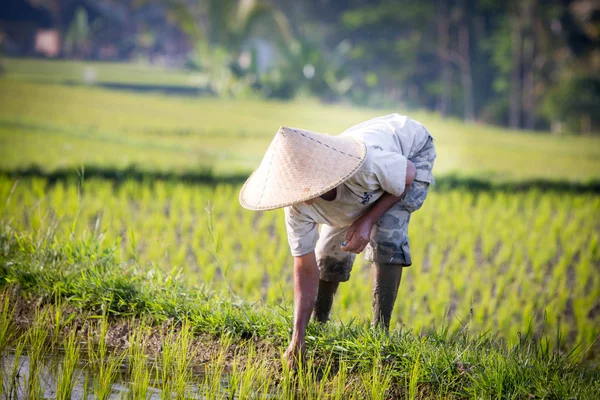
[342,160,416,254]
[284,251,319,366]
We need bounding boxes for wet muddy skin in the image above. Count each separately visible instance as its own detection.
[313,262,404,331]
[313,280,339,323]
[371,263,404,331]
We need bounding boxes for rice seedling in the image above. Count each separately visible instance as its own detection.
[49,300,77,352]
[155,326,177,398]
[360,353,394,399]
[55,329,81,400]
[22,309,51,399]
[171,320,195,399]
[332,358,350,400]
[5,336,26,399]
[128,323,152,400]
[0,293,12,400]
[407,352,422,400]
[227,342,272,398]
[155,319,194,399]
[88,314,125,400]
[0,291,15,354]
[201,335,232,398]
[294,353,334,399]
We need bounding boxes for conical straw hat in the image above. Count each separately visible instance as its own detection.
[239,126,366,211]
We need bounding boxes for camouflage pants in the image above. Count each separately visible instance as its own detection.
[315,137,436,282]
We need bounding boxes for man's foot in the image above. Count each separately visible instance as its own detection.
[313,279,340,323]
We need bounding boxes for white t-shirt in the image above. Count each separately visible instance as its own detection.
[284,114,433,257]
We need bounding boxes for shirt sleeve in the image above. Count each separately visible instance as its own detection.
[284,205,319,257]
[371,151,408,197]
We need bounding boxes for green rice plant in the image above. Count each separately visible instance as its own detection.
[82,371,90,399]
[279,352,334,399]
[278,350,297,399]
[155,327,176,398]
[0,293,12,399]
[25,308,50,400]
[56,329,81,400]
[201,335,232,399]
[88,315,125,400]
[331,358,350,400]
[5,336,26,399]
[128,323,152,400]
[309,355,335,399]
[407,351,422,400]
[359,356,394,399]
[1,176,598,357]
[155,320,194,399]
[227,342,271,398]
[172,320,194,399]
[49,299,76,351]
[0,291,15,354]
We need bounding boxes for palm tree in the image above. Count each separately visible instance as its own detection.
[158,0,297,95]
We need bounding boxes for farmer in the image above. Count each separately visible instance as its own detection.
[239,114,436,364]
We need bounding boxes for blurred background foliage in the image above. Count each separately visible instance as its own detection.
[1,0,598,134]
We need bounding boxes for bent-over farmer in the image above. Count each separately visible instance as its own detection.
[239,114,436,365]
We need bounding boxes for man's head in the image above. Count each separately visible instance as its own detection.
[303,187,338,206]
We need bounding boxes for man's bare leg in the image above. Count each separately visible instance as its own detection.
[313,279,340,323]
[371,263,403,332]
[284,252,319,368]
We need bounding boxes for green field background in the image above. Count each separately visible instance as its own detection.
[0,60,599,360]
[1,74,600,182]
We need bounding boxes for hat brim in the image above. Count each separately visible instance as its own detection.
[239,127,366,211]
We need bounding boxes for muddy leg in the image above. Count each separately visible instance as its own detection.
[313,279,340,323]
[371,263,403,332]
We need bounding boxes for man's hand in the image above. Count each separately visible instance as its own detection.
[341,215,375,254]
[283,340,306,370]
[341,160,417,254]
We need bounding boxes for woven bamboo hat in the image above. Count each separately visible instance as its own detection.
[239,126,366,211]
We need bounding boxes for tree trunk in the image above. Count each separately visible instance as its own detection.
[458,23,474,122]
[522,1,536,130]
[581,114,592,135]
[437,0,452,117]
[522,40,535,130]
[510,14,522,129]
[457,0,474,122]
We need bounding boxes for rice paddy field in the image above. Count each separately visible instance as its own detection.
[0,59,599,398]
[1,77,600,182]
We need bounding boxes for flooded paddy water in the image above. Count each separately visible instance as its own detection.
[0,352,250,399]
